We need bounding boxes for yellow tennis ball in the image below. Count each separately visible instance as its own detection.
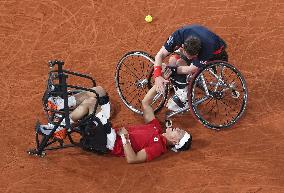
[145,15,153,23]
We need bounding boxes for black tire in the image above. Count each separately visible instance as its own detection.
[188,61,248,129]
[115,51,168,115]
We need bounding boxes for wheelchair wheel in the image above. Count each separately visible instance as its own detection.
[115,51,168,115]
[188,61,248,129]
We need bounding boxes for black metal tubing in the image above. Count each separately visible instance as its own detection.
[48,69,96,87]
[63,70,96,87]
[44,144,76,151]
[35,115,65,154]
[30,60,99,156]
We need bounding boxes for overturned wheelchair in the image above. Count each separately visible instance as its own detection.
[27,60,112,157]
[115,51,248,130]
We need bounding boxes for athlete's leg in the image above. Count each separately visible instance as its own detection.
[69,97,97,122]
[166,53,191,111]
[72,87,111,123]
[73,86,107,106]
[41,86,108,139]
[48,97,98,140]
[48,86,107,110]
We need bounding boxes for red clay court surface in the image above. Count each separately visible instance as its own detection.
[0,0,283,193]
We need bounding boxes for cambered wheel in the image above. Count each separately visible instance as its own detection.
[115,51,168,115]
[189,61,248,129]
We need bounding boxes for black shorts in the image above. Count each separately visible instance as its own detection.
[80,117,111,155]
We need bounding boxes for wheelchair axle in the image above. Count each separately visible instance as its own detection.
[135,79,148,89]
[27,149,46,158]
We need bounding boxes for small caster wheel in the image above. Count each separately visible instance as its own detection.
[27,149,36,156]
[39,152,46,158]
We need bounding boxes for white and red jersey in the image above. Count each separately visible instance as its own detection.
[110,119,167,161]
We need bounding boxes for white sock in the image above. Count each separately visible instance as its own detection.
[68,96,76,108]
[56,96,77,110]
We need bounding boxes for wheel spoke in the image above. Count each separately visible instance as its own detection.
[215,99,219,119]
[193,95,211,106]
[219,98,238,113]
[116,52,167,114]
[130,60,144,78]
[205,99,218,114]
[122,62,140,80]
[120,67,140,80]
[119,82,136,94]
[129,90,141,104]
[190,62,248,129]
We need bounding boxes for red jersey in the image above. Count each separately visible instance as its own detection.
[110,118,167,161]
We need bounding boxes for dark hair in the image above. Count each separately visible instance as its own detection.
[183,36,201,56]
[178,135,192,151]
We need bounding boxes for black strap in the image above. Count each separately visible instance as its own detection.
[172,95,185,108]
[80,116,111,154]
[98,95,109,105]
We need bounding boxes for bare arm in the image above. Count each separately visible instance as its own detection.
[141,85,157,124]
[118,128,147,164]
[154,47,171,93]
[123,143,147,164]
[154,46,170,67]
[142,67,172,123]
[176,65,199,74]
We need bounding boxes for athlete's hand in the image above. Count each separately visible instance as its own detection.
[154,76,169,93]
[163,67,172,80]
[118,127,128,136]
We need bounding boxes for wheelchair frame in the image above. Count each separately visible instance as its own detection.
[27,60,100,157]
[115,51,248,130]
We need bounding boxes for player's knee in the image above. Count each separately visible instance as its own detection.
[87,86,106,98]
[83,97,97,105]
[93,86,107,97]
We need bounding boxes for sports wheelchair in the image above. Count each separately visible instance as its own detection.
[27,60,106,157]
[115,51,248,130]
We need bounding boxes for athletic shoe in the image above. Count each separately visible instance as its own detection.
[47,96,77,111]
[166,97,189,111]
[47,96,64,111]
[175,87,188,103]
[36,123,67,140]
[166,88,189,111]
[36,122,53,136]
